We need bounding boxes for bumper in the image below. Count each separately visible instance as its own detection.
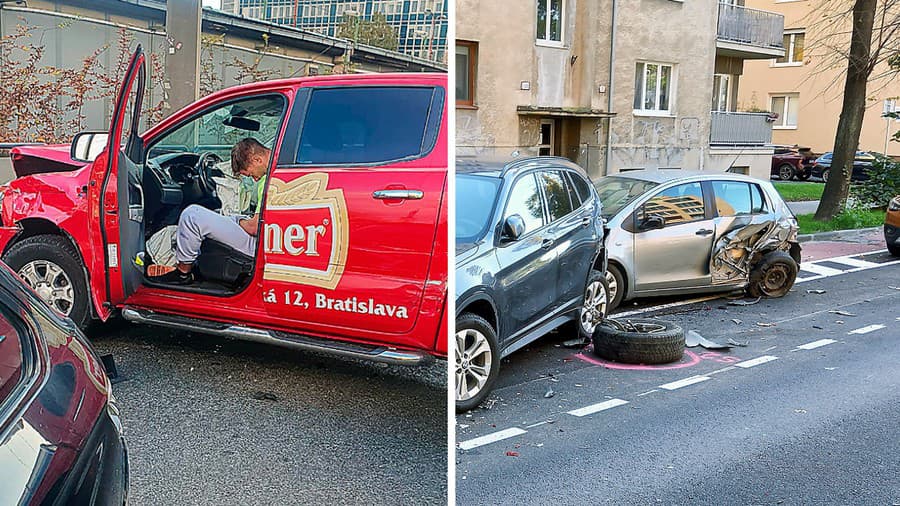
[56,403,129,505]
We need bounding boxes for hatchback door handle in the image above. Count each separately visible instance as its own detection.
[373,189,424,200]
[541,238,555,249]
[696,228,714,236]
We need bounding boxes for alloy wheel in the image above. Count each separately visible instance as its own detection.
[580,278,609,335]
[605,270,618,305]
[778,164,794,180]
[455,327,493,402]
[18,260,75,315]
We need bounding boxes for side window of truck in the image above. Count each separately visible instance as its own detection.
[294,86,444,165]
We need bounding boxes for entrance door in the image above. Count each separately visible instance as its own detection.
[88,46,146,318]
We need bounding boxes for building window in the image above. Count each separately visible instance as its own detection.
[538,120,554,155]
[536,0,564,45]
[456,41,477,107]
[634,62,674,114]
[771,94,799,128]
[712,74,731,112]
[776,31,804,65]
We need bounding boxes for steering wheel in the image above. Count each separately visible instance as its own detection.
[196,152,223,197]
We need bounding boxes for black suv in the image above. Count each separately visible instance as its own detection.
[455,157,608,411]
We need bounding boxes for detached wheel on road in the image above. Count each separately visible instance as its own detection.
[605,264,625,312]
[747,250,798,298]
[456,313,500,413]
[3,234,92,330]
[592,318,684,364]
[778,163,796,181]
[578,270,609,339]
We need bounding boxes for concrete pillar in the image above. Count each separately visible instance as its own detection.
[165,0,202,113]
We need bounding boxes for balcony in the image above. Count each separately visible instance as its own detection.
[717,3,785,59]
[710,111,773,146]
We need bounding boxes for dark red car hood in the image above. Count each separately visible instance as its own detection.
[10,144,86,178]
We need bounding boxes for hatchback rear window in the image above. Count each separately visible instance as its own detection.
[297,87,437,165]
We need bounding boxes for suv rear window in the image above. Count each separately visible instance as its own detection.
[297,87,438,165]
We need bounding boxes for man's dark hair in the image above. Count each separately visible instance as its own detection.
[231,137,269,176]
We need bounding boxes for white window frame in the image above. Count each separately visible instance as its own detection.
[536,0,565,48]
[538,119,555,156]
[773,30,805,67]
[634,61,676,116]
[712,73,731,112]
[771,93,799,129]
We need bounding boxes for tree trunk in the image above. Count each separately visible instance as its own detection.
[815,0,877,221]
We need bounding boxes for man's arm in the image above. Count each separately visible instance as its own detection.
[239,214,260,236]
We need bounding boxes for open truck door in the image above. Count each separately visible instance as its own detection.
[85,46,146,320]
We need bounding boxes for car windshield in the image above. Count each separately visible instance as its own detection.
[456,174,501,243]
[594,176,660,218]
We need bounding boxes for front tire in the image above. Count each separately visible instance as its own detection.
[778,163,796,181]
[456,313,500,413]
[822,168,830,182]
[605,264,625,312]
[579,270,609,339]
[747,250,798,298]
[3,234,92,330]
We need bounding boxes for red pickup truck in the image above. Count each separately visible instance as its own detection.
[0,46,448,364]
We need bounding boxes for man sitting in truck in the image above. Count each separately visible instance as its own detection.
[150,137,269,285]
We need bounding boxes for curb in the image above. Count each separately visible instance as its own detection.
[797,226,882,243]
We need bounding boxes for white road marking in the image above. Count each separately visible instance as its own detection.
[849,324,886,335]
[799,263,845,277]
[637,390,659,397]
[614,295,721,318]
[708,366,736,376]
[458,427,527,450]
[796,339,837,350]
[526,421,550,429]
[659,376,711,390]
[827,256,880,269]
[735,355,779,368]
[567,398,629,417]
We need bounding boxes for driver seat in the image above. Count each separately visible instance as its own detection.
[195,239,254,288]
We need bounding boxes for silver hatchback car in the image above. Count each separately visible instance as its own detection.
[595,170,801,311]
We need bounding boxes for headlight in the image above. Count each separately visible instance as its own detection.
[889,197,900,212]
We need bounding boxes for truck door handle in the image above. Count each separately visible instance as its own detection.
[695,228,714,236]
[541,238,555,249]
[373,189,424,200]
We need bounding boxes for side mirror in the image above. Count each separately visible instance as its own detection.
[501,214,526,243]
[71,132,109,163]
[639,213,666,231]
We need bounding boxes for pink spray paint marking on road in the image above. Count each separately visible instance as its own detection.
[575,347,741,371]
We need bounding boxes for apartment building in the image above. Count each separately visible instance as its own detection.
[221,0,448,63]
[456,0,785,179]
[739,0,900,156]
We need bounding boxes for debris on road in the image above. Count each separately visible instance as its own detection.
[685,330,732,349]
[731,318,742,325]
[827,310,857,317]
[813,325,823,330]
[806,289,827,294]
[835,320,845,324]
[727,338,749,347]
[756,322,777,327]
[544,388,555,399]
[562,337,588,348]
[251,391,279,402]
[505,451,519,457]
[728,297,761,306]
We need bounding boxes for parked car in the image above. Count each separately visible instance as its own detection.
[594,170,801,311]
[770,146,814,181]
[0,261,127,504]
[808,151,876,182]
[886,196,900,256]
[455,157,608,411]
[0,46,448,365]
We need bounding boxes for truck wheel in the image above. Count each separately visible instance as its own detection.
[592,318,684,364]
[778,163,796,180]
[747,250,798,298]
[605,264,625,312]
[3,235,92,330]
[578,270,609,339]
[456,313,500,413]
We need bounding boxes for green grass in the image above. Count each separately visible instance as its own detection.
[773,182,825,202]
[796,208,885,234]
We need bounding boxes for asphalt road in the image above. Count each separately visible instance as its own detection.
[88,322,448,504]
[456,253,900,505]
